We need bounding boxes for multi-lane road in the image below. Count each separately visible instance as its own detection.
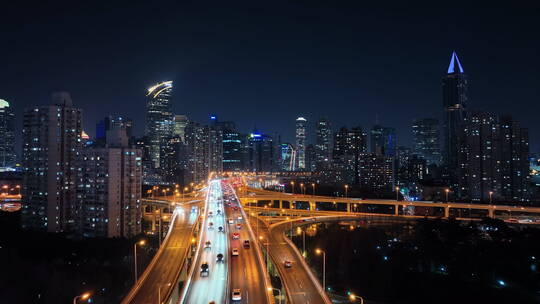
[223,181,270,304]
[183,180,229,304]
[122,203,200,304]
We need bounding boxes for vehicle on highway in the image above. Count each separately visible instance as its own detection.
[231,248,239,256]
[209,301,216,304]
[231,289,242,301]
[208,222,214,229]
[205,241,211,249]
[217,209,222,215]
[284,260,292,268]
[218,226,223,232]
[208,211,213,217]
[232,232,240,239]
[232,206,239,211]
[200,262,209,277]
[228,219,234,224]
[237,216,242,220]
[217,253,224,262]
[235,223,242,230]
[191,206,197,213]
[243,240,250,248]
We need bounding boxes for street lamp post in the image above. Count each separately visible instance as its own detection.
[345,185,348,198]
[395,186,400,201]
[311,183,316,197]
[315,249,326,292]
[489,191,493,204]
[73,292,91,304]
[445,188,449,202]
[300,183,304,195]
[349,293,365,304]
[268,287,283,304]
[158,282,171,304]
[134,240,146,284]
[291,181,295,194]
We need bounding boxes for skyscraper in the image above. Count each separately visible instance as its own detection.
[279,143,295,171]
[315,118,332,170]
[412,118,441,165]
[458,112,529,203]
[442,51,468,171]
[173,114,188,142]
[145,81,173,168]
[333,126,367,184]
[247,131,275,172]
[370,125,396,156]
[0,99,16,169]
[22,92,83,233]
[295,117,307,170]
[76,129,142,238]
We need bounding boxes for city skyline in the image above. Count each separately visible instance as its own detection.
[1,2,539,151]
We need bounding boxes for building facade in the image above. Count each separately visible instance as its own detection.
[295,117,307,170]
[21,92,83,233]
[315,118,333,170]
[412,118,441,165]
[145,81,173,169]
[0,99,16,169]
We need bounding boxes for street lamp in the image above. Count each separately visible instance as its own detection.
[315,248,326,292]
[445,188,450,202]
[15,185,21,196]
[183,187,188,200]
[345,184,349,198]
[489,191,493,204]
[300,183,304,195]
[73,292,91,304]
[158,282,172,304]
[291,181,295,194]
[348,293,365,304]
[395,186,400,201]
[311,183,316,197]
[134,240,146,284]
[268,287,283,304]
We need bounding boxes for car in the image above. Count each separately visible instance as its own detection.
[217,209,222,215]
[205,241,211,248]
[208,222,214,229]
[284,260,292,268]
[200,262,209,276]
[236,223,242,230]
[231,289,242,301]
[237,216,243,220]
[209,301,216,304]
[208,211,213,217]
[218,226,224,232]
[243,240,250,248]
[228,219,234,224]
[233,206,239,211]
[231,248,239,256]
[232,232,240,239]
[217,253,224,262]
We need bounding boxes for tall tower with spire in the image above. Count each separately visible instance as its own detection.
[442,51,468,174]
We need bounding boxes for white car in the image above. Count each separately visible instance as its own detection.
[232,289,242,301]
[228,219,234,224]
[231,248,239,256]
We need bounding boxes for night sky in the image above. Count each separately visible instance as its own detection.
[2,2,539,151]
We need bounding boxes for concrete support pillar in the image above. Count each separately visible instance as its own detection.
[309,201,316,211]
[279,200,282,209]
[488,208,494,218]
[444,207,450,218]
[347,202,351,213]
[394,204,399,216]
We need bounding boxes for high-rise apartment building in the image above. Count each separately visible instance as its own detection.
[21,92,83,233]
[76,130,142,238]
[458,112,529,203]
[359,153,394,193]
[217,121,243,172]
[442,51,468,171]
[279,143,295,171]
[315,118,332,170]
[145,81,173,169]
[412,118,441,165]
[247,132,275,172]
[333,126,367,184]
[295,117,307,170]
[173,114,188,142]
[0,99,16,169]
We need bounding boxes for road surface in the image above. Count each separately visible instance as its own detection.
[225,181,270,304]
[123,202,201,304]
[183,180,229,304]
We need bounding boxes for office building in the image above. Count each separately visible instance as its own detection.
[0,99,16,169]
[370,125,396,156]
[412,118,441,165]
[145,81,173,169]
[333,126,367,184]
[442,51,468,171]
[279,143,295,171]
[173,115,188,142]
[247,132,275,172]
[315,118,333,170]
[295,117,307,170]
[21,92,83,233]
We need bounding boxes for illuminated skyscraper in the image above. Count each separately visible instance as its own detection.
[412,118,441,165]
[145,81,173,168]
[0,99,16,169]
[173,114,188,142]
[21,92,83,233]
[248,132,275,172]
[315,118,332,170]
[370,125,396,156]
[442,51,467,171]
[295,117,307,170]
